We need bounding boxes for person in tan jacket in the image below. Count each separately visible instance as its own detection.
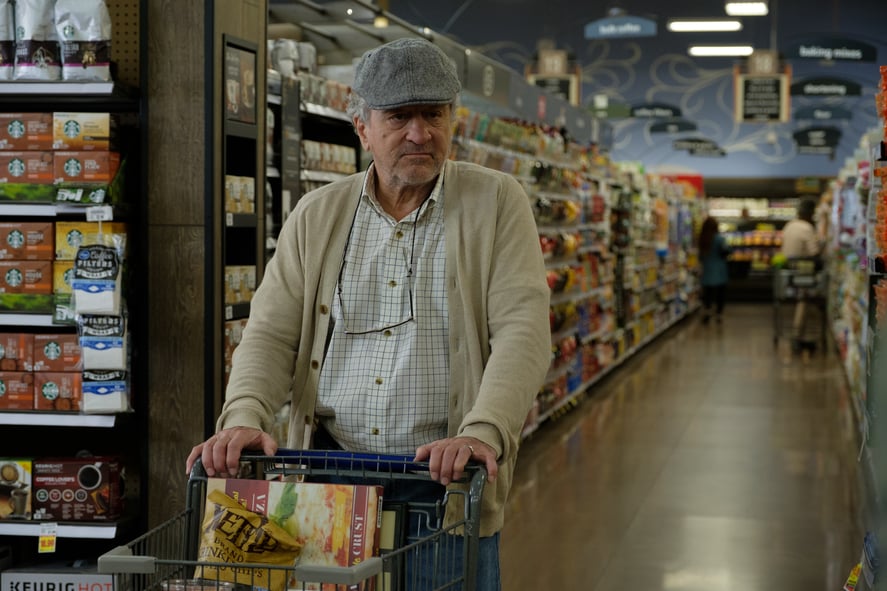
[187,37,551,590]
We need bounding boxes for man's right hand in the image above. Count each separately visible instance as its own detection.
[185,427,278,477]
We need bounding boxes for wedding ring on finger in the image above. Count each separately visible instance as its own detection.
[464,444,475,455]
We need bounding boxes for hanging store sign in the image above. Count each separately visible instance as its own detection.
[527,74,580,106]
[584,15,657,39]
[792,126,841,156]
[649,118,697,134]
[785,38,877,62]
[790,77,861,96]
[464,52,510,104]
[734,72,790,123]
[630,103,682,118]
[673,137,726,157]
[794,105,852,121]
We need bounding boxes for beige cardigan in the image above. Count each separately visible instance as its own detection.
[218,159,551,535]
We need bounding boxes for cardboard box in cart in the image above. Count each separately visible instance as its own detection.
[205,478,383,591]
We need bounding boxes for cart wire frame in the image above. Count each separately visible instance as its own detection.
[772,259,828,350]
[98,450,488,591]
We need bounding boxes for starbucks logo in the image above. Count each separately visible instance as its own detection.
[0,380,5,396]
[5,268,22,287]
[63,25,75,38]
[0,344,5,358]
[7,119,24,139]
[44,341,61,361]
[7,158,24,177]
[7,229,23,249]
[42,382,60,401]
[64,158,82,177]
[63,120,81,139]
[66,229,83,249]
[63,268,74,287]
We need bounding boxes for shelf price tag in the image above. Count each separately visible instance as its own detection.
[86,205,114,222]
[225,305,233,320]
[226,213,234,227]
[38,522,58,554]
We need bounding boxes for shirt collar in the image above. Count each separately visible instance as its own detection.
[360,161,445,221]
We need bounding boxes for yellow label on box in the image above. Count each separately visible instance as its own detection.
[54,221,127,260]
[52,260,74,294]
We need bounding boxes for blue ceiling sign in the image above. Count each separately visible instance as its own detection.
[631,103,682,118]
[792,126,842,156]
[584,15,657,40]
[785,38,877,62]
[790,77,861,97]
[673,137,726,157]
[794,105,853,121]
[649,118,697,133]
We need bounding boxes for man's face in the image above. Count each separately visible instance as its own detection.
[355,104,453,192]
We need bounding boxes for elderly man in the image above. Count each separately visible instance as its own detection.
[187,37,551,590]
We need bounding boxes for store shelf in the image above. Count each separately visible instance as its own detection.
[0,313,56,327]
[0,521,121,539]
[303,102,349,122]
[0,203,106,217]
[224,302,251,321]
[301,169,350,184]
[225,212,258,228]
[0,411,118,427]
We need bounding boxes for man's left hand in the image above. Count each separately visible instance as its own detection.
[414,437,498,485]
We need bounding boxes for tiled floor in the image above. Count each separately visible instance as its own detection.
[500,304,864,591]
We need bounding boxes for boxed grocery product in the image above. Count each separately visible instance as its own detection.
[81,369,129,413]
[205,477,382,591]
[53,151,121,183]
[0,222,53,260]
[224,266,256,305]
[223,318,248,387]
[31,456,124,521]
[0,564,113,591]
[52,260,74,294]
[33,372,82,411]
[52,113,116,150]
[0,261,51,293]
[33,334,81,372]
[0,113,53,150]
[0,151,54,183]
[54,221,127,260]
[0,459,31,520]
[79,315,126,370]
[0,333,33,371]
[0,371,33,409]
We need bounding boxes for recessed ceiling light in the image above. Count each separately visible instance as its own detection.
[689,45,755,57]
[668,19,743,32]
[725,1,768,16]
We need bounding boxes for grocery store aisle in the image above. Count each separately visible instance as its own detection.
[500,303,864,591]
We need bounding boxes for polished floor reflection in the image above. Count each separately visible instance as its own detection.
[500,304,864,591]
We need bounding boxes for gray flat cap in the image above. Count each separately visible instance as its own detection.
[352,37,461,110]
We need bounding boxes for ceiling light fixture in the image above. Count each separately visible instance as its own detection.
[725,1,768,16]
[668,19,742,32]
[373,0,390,28]
[689,45,754,57]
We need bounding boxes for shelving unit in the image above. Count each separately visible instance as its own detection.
[264,76,359,260]
[0,85,144,564]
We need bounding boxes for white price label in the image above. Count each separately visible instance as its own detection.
[86,205,114,222]
[226,212,234,226]
[225,305,233,320]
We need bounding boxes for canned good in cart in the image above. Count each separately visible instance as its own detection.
[98,450,487,591]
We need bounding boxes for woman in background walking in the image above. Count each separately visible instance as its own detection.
[698,216,731,324]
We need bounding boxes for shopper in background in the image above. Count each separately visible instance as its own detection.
[698,215,731,324]
[186,37,551,591]
[780,198,824,352]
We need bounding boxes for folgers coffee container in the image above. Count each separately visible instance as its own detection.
[32,457,123,521]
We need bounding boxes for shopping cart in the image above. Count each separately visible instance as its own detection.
[772,258,828,352]
[97,450,487,591]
